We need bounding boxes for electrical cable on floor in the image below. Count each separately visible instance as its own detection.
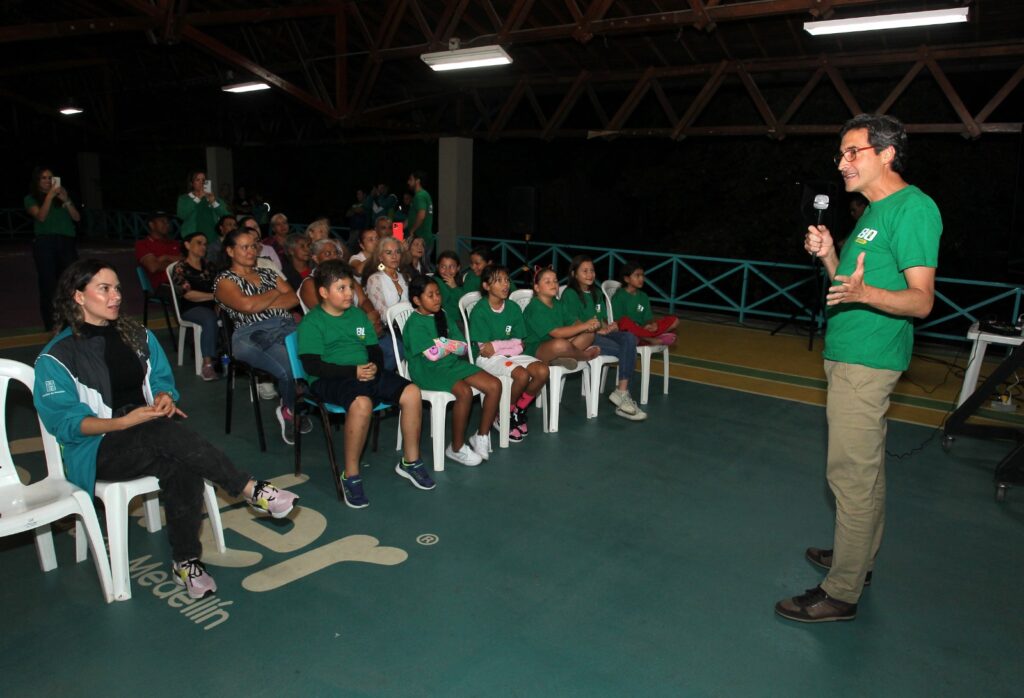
[886,343,970,461]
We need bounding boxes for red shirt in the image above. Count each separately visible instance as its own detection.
[135,237,182,289]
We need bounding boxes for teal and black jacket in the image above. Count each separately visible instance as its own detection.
[33,325,178,495]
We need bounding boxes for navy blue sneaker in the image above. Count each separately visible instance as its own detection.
[395,459,436,490]
[340,475,369,509]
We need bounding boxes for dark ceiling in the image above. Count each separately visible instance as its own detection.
[1,0,1022,146]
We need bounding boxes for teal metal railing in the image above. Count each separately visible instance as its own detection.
[2,207,1017,342]
[456,236,1023,343]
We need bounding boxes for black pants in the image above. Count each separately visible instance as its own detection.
[96,418,251,561]
[33,235,78,331]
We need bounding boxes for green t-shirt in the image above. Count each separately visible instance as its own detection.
[408,189,434,247]
[177,193,231,241]
[437,281,466,323]
[469,299,527,345]
[296,305,377,384]
[402,310,478,391]
[560,287,609,323]
[612,288,653,324]
[523,296,573,356]
[823,185,941,372]
[24,195,75,237]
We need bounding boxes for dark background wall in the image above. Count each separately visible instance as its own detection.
[4,131,1022,280]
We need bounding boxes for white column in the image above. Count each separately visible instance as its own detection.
[438,137,473,255]
[204,146,234,205]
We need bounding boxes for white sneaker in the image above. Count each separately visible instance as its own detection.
[257,380,278,400]
[614,391,647,421]
[445,443,482,466]
[608,389,631,411]
[468,433,490,461]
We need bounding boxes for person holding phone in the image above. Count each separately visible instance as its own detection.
[25,166,80,331]
[177,170,230,242]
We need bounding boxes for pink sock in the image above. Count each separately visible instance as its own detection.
[516,393,536,410]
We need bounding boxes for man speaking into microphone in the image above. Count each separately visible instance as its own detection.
[775,114,942,623]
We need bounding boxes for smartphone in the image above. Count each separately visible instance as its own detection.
[52,175,62,190]
[392,221,404,241]
[203,179,212,194]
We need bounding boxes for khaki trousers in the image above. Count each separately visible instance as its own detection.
[820,360,902,604]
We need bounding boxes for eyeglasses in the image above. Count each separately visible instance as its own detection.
[834,146,875,166]
[236,243,260,251]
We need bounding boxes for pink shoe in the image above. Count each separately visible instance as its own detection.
[656,333,677,345]
[248,480,299,519]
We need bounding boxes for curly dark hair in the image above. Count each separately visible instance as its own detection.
[53,259,146,353]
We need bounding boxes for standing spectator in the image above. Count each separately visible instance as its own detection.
[135,212,182,300]
[345,190,369,233]
[25,166,80,330]
[171,232,221,380]
[177,171,230,241]
[234,186,253,217]
[264,213,290,260]
[406,170,435,256]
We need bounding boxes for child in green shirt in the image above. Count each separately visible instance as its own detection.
[297,260,434,507]
[523,267,601,367]
[612,261,679,345]
[468,265,549,441]
[405,276,502,467]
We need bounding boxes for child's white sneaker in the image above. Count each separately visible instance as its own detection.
[468,433,491,461]
[446,443,482,466]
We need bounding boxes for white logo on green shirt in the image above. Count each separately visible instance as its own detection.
[356,327,366,340]
[855,228,878,244]
[504,324,512,336]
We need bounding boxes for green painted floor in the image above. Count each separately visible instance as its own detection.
[1,338,1022,697]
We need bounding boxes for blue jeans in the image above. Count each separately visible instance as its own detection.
[594,331,637,383]
[231,316,297,408]
[181,306,218,359]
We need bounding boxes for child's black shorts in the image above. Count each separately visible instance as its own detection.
[309,370,411,410]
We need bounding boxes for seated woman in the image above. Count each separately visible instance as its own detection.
[213,228,310,445]
[299,240,380,334]
[347,228,378,281]
[282,233,313,291]
[304,217,332,246]
[363,236,410,372]
[34,259,298,600]
[403,236,432,276]
[171,232,221,381]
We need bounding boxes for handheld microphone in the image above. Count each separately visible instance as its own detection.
[810,195,830,265]
[813,194,830,226]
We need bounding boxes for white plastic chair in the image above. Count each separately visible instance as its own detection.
[0,359,114,603]
[602,280,671,405]
[386,303,457,471]
[88,476,226,601]
[297,277,312,314]
[165,261,203,376]
[509,290,589,432]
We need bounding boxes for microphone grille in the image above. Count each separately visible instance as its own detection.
[813,194,830,210]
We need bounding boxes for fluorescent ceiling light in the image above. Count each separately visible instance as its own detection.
[421,44,511,72]
[221,81,271,93]
[804,6,969,36]
[59,106,84,115]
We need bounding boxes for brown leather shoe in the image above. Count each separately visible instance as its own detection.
[805,547,872,586]
[775,586,857,623]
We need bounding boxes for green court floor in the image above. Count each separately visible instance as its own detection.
[1,337,1022,697]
